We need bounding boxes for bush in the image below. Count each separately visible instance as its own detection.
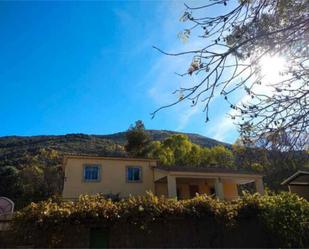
[12,192,309,248]
[238,192,309,247]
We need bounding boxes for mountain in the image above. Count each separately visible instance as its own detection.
[102,130,228,147]
[0,130,227,168]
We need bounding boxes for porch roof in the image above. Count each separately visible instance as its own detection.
[156,165,263,176]
[154,166,263,185]
[281,171,309,186]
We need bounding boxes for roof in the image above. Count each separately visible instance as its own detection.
[156,165,263,176]
[281,171,309,186]
[62,155,263,177]
[63,154,157,162]
[62,155,157,169]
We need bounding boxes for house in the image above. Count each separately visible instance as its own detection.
[281,170,309,200]
[62,155,264,200]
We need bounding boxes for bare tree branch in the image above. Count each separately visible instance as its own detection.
[152,0,309,150]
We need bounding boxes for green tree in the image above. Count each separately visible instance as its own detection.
[147,134,234,168]
[19,164,45,202]
[200,147,212,165]
[162,134,193,165]
[185,144,203,166]
[43,165,63,197]
[0,166,21,200]
[147,135,200,166]
[0,148,63,209]
[262,151,309,191]
[208,146,235,168]
[232,139,270,171]
[147,141,175,166]
[232,139,309,190]
[125,120,150,157]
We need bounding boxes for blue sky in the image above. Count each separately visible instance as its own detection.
[0,1,239,143]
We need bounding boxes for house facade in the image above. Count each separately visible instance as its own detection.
[62,155,264,200]
[281,170,309,200]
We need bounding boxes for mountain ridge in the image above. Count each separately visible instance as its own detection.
[0,130,229,168]
[0,129,228,148]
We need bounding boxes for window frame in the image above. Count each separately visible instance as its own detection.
[126,166,143,183]
[83,164,101,182]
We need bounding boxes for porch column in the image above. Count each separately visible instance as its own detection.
[255,178,264,195]
[167,175,177,198]
[214,178,224,200]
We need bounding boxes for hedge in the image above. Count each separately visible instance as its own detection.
[11,192,309,248]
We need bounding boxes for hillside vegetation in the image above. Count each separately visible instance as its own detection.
[0,130,225,163]
[0,130,227,173]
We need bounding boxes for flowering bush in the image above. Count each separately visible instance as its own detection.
[12,192,309,247]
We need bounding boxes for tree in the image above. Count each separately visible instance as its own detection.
[147,134,201,166]
[232,139,309,190]
[232,139,270,170]
[43,165,63,197]
[206,145,235,168]
[19,164,45,202]
[125,120,151,157]
[0,166,21,199]
[147,141,175,165]
[147,134,235,167]
[186,144,203,166]
[0,148,63,208]
[162,134,194,165]
[152,0,308,150]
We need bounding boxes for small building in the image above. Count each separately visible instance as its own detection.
[62,155,264,200]
[281,170,309,200]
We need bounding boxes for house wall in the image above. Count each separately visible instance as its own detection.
[176,179,212,199]
[223,182,239,200]
[62,157,156,199]
[289,185,309,200]
[154,178,238,200]
[63,157,257,200]
[155,182,168,197]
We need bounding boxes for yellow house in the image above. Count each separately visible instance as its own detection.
[62,155,264,200]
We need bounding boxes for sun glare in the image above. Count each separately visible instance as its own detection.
[259,55,287,84]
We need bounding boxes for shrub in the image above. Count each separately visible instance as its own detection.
[239,192,309,247]
[12,192,309,248]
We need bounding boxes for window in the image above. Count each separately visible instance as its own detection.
[126,166,142,182]
[83,165,100,181]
